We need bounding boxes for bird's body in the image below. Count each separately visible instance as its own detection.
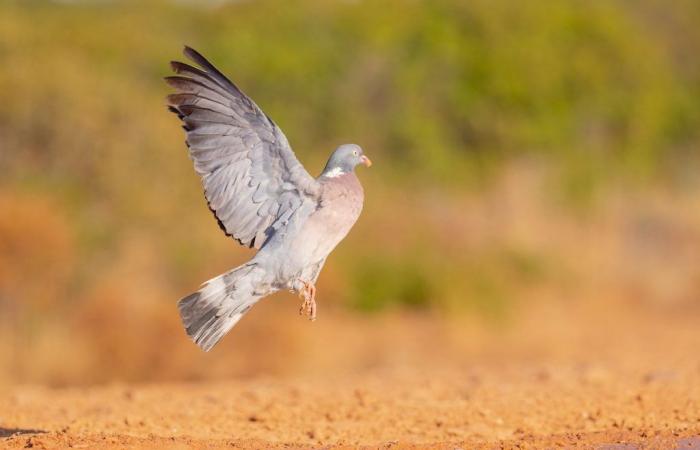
[166,47,370,351]
[246,171,364,294]
[268,173,364,286]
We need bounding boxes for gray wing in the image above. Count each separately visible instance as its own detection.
[166,46,321,249]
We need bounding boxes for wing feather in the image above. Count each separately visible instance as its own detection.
[167,46,320,248]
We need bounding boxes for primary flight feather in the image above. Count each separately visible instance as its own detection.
[166,46,371,351]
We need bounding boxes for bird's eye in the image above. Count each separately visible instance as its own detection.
[353,150,358,156]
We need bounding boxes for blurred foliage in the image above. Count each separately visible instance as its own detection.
[0,0,699,384]
[2,0,699,185]
[351,255,433,312]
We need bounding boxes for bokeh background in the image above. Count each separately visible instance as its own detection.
[1,0,699,386]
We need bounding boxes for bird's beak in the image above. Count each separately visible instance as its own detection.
[360,155,372,167]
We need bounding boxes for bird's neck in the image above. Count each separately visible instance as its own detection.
[321,166,348,178]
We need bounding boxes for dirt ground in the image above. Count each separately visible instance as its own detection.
[2,301,700,449]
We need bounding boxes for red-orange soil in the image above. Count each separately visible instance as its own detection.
[2,302,700,449]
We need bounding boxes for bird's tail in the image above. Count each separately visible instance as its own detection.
[178,262,271,351]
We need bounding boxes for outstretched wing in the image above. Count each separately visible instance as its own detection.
[166,46,320,249]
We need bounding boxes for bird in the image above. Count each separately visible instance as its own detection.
[165,47,371,351]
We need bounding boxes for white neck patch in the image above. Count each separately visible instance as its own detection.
[323,167,345,178]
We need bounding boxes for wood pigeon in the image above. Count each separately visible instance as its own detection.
[166,47,371,351]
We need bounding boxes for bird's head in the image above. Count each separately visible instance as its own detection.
[321,144,372,178]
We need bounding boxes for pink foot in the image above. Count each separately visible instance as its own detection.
[297,280,317,321]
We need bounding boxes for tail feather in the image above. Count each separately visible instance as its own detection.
[178,263,267,351]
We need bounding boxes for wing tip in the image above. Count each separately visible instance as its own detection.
[163,75,184,88]
[167,105,183,118]
[170,60,205,77]
[165,93,181,107]
[180,45,242,93]
[183,45,197,57]
[183,45,207,68]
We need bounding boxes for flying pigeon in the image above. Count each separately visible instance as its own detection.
[165,47,371,351]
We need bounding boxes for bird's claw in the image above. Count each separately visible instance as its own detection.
[297,280,317,321]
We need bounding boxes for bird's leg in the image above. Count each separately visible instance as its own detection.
[296,279,317,321]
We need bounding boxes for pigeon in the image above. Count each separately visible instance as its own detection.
[165,47,371,351]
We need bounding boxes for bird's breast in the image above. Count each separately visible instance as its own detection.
[274,174,364,277]
[317,173,364,233]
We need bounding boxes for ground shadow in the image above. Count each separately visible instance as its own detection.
[0,427,45,438]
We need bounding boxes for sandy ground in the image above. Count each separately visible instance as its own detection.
[2,302,700,449]
[2,367,700,449]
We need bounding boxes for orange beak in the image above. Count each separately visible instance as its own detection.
[360,155,372,167]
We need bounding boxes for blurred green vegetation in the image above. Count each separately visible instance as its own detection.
[1,0,699,302]
[2,0,699,184]
[0,0,699,383]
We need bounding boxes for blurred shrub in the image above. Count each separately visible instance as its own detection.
[351,256,433,312]
[0,191,75,313]
[1,0,698,186]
